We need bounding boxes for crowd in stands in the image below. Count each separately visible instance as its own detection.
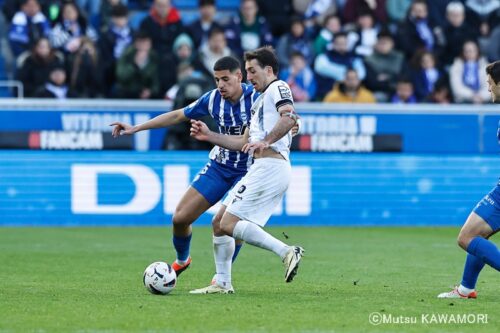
[1,0,499,104]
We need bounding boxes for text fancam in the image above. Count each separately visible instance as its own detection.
[369,312,489,326]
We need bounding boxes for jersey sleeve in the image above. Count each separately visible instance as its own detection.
[183,90,212,119]
[270,82,294,112]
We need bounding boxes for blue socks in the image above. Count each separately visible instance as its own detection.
[467,237,500,271]
[460,253,485,289]
[232,243,243,263]
[173,234,192,262]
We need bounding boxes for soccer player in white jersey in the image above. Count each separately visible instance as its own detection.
[438,60,500,299]
[189,46,304,294]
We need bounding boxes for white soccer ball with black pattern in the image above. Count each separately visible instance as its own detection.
[143,262,177,295]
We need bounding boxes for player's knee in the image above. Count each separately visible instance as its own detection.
[172,208,192,227]
[211,214,223,234]
[219,219,233,236]
[457,231,472,250]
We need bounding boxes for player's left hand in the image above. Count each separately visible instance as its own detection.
[291,117,302,137]
[242,141,269,155]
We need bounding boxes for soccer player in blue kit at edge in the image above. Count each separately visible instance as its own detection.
[111,56,300,285]
[438,60,500,298]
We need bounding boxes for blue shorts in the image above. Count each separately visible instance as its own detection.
[473,185,500,232]
[191,160,247,205]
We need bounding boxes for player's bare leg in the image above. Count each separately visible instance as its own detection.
[171,187,212,276]
[438,212,497,298]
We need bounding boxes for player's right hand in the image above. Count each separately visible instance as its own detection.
[110,122,136,138]
[190,119,211,141]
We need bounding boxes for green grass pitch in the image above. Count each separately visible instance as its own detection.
[1,227,499,333]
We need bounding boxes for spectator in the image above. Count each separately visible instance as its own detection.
[115,30,160,99]
[440,1,478,67]
[390,77,417,103]
[76,0,100,28]
[314,32,366,99]
[165,61,213,102]
[395,0,439,59]
[294,0,337,31]
[8,0,50,57]
[49,1,98,55]
[16,36,64,97]
[280,51,317,102]
[313,14,342,55]
[163,62,215,150]
[323,68,376,103]
[487,24,500,62]
[99,0,127,30]
[34,64,77,98]
[276,17,313,68]
[67,37,103,98]
[426,0,454,28]
[386,0,412,24]
[364,31,405,101]
[224,0,273,57]
[98,3,133,96]
[139,0,184,56]
[257,0,294,38]
[464,0,500,36]
[343,0,387,25]
[186,0,222,50]
[160,33,206,95]
[449,39,490,104]
[198,27,234,76]
[410,50,445,101]
[347,10,380,57]
[424,78,453,103]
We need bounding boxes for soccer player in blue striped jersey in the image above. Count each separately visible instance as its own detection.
[438,60,500,299]
[111,56,261,277]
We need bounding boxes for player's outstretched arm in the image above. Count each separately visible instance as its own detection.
[110,109,189,137]
[190,119,248,151]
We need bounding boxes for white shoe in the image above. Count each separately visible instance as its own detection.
[189,283,235,294]
[283,246,304,283]
[437,286,477,299]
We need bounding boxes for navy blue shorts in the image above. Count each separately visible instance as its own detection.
[191,160,247,205]
[473,185,500,232]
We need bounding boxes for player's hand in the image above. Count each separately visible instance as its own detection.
[190,119,211,141]
[242,141,269,155]
[110,122,136,138]
[291,117,302,137]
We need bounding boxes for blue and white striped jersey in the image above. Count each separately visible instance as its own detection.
[184,83,259,171]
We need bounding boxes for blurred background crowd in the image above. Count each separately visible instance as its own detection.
[0,0,499,105]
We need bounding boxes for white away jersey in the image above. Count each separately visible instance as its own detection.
[249,79,294,160]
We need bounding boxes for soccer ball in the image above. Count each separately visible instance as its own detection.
[143,262,177,295]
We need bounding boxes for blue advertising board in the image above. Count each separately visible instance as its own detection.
[0,100,498,153]
[1,151,499,226]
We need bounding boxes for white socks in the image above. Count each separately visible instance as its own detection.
[458,284,475,295]
[213,235,235,288]
[233,220,289,260]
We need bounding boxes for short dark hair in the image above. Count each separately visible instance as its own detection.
[244,46,279,75]
[111,4,128,17]
[134,30,151,41]
[208,26,225,39]
[486,60,500,84]
[213,56,241,72]
[333,31,348,41]
[199,0,215,6]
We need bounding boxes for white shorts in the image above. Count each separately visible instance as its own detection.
[226,157,291,227]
